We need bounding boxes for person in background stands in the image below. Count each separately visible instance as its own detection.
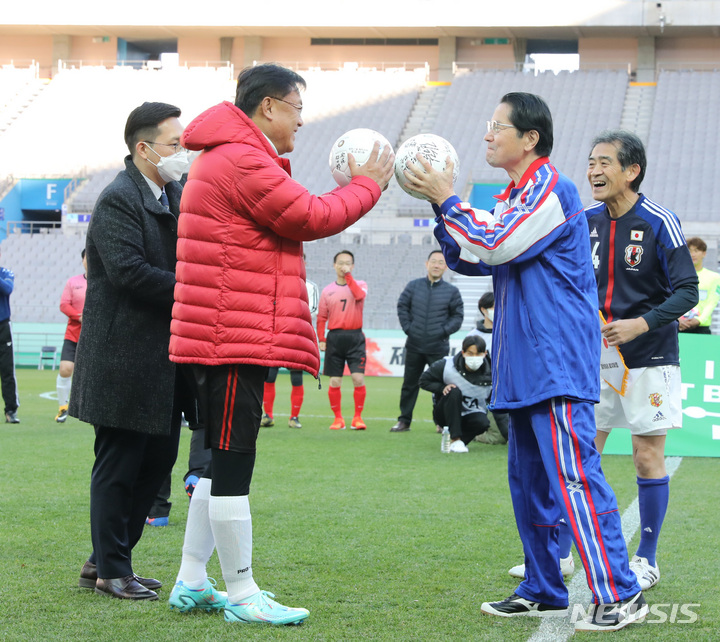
[679,236,720,334]
[391,249,463,433]
[317,250,369,431]
[181,427,212,499]
[55,248,87,423]
[419,334,491,452]
[262,259,320,429]
[0,251,19,424]
[466,290,508,444]
[145,416,211,527]
[469,291,495,350]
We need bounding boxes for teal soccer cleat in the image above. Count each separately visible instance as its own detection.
[169,578,227,613]
[224,590,309,625]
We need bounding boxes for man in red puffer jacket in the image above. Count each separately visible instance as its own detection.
[167,63,394,625]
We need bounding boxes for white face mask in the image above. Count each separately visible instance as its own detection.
[146,145,189,183]
[485,308,494,322]
[464,355,484,371]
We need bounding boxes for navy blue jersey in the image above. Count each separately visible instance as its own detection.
[586,194,697,368]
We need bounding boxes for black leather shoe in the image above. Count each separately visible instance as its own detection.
[78,560,97,588]
[133,574,162,591]
[79,561,162,591]
[95,575,158,600]
[390,421,410,432]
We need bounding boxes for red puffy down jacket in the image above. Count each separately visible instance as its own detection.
[169,101,381,376]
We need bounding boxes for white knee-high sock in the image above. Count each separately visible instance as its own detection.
[56,374,72,406]
[176,478,215,587]
[209,494,260,602]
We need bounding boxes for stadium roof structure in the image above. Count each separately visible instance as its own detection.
[2,0,720,39]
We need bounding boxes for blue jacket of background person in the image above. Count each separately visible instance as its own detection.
[432,157,600,411]
[0,267,14,322]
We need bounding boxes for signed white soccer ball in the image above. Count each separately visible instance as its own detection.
[329,128,393,187]
[394,134,460,201]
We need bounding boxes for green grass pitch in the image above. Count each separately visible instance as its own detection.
[0,369,717,641]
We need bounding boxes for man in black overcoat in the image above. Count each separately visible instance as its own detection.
[70,102,192,600]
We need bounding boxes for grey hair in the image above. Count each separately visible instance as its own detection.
[590,129,646,192]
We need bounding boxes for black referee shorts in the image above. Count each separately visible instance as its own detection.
[60,339,78,363]
[323,329,366,377]
[192,363,267,454]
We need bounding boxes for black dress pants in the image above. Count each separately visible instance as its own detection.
[88,420,181,578]
[398,349,446,424]
[148,426,212,518]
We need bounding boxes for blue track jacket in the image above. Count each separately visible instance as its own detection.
[0,267,14,322]
[432,157,600,410]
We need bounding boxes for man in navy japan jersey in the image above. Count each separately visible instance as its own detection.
[401,92,645,632]
[586,130,698,591]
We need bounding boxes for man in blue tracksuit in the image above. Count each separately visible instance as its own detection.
[400,92,646,632]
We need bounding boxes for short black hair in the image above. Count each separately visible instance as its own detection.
[124,102,182,156]
[81,248,86,259]
[501,92,553,157]
[427,249,444,261]
[334,250,354,264]
[462,334,486,353]
[478,291,494,311]
[235,63,306,117]
[590,129,647,192]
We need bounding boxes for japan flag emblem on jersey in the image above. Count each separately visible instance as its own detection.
[631,230,644,241]
[625,244,643,267]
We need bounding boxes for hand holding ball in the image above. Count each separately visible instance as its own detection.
[329,128,394,187]
[394,134,460,201]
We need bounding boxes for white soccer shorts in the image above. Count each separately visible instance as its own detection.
[595,365,682,436]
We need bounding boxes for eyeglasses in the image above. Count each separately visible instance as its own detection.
[270,96,303,114]
[144,141,184,153]
[486,120,516,135]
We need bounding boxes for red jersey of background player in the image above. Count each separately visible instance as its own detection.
[317,273,367,341]
[60,273,87,343]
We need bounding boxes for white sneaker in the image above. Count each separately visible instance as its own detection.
[508,554,575,579]
[629,554,660,590]
[448,440,469,453]
[560,554,575,577]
